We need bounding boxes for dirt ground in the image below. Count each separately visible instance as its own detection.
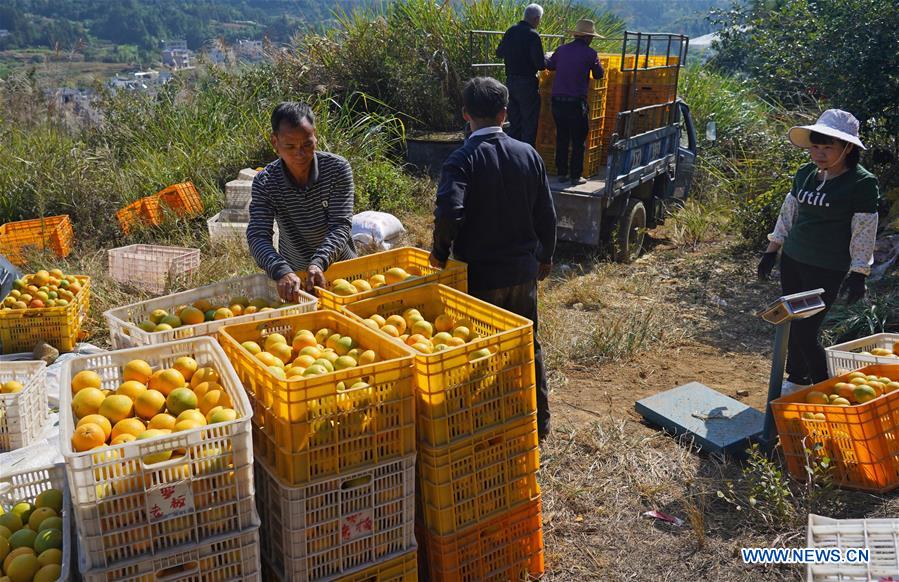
[530,233,898,581]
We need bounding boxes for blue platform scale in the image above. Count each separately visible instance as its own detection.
[635,289,826,455]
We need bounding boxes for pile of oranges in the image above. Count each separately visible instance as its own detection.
[70,356,238,454]
[131,296,297,333]
[0,269,83,310]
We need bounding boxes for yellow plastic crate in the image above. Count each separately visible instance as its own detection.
[218,310,416,484]
[418,416,541,536]
[300,247,467,310]
[0,275,90,354]
[342,284,536,447]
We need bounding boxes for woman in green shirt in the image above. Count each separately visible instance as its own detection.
[757,109,880,393]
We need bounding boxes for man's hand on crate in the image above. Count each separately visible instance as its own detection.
[305,265,326,294]
[429,252,446,269]
[278,272,305,301]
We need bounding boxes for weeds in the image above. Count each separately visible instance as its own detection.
[664,199,726,249]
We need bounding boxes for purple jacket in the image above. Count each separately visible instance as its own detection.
[547,39,603,98]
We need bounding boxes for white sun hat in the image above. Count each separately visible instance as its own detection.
[788,109,866,150]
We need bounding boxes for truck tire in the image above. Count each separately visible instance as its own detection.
[614,199,646,264]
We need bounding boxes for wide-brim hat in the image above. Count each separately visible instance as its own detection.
[788,108,866,150]
[570,19,602,38]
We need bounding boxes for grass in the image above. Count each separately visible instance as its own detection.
[298,0,622,130]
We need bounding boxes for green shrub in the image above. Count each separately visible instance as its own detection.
[732,177,791,250]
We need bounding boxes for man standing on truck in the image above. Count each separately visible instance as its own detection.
[430,77,557,441]
[546,19,603,185]
[495,4,547,146]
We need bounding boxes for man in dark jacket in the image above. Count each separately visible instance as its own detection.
[430,77,557,440]
[495,4,547,146]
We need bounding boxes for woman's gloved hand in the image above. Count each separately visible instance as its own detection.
[757,251,778,280]
[841,272,867,305]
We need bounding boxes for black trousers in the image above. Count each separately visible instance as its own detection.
[551,97,588,179]
[469,280,550,438]
[779,252,847,384]
[506,76,540,146]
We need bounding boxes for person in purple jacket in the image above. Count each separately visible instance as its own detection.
[546,19,604,185]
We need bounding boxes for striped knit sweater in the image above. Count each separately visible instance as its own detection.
[247,152,356,280]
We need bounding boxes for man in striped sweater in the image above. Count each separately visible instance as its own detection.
[247,102,356,300]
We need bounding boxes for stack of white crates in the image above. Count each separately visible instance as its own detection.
[208,167,280,247]
[59,337,262,581]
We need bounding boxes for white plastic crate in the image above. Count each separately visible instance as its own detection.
[807,513,899,581]
[108,244,201,295]
[238,168,258,182]
[207,209,279,248]
[254,454,416,581]
[0,464,72,582]
[826,333,899,376]
[225,179,253,209]
[103,272,314,349]
[0,360,49,451]
[80,526,262,582]
[59,337,258,570]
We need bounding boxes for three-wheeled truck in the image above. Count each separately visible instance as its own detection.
[469,30,699,262]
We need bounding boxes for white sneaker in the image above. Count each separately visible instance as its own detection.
[781,380,811,396]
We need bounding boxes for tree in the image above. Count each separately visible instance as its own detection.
[710,0,899,155]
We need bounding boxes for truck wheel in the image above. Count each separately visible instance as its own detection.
[614,199,646,263]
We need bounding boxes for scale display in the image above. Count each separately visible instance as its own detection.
[758,289,826,325]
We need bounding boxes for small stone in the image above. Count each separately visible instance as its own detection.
[32,341,59,365]
[736,390,750,397]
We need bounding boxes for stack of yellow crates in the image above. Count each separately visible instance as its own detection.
[342,283,545,582]
[536,54,679,178]
[218,309,420,581]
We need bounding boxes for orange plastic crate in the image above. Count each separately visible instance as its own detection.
[417,417,540,535]
[342,284,537,448]
[0,275,90,354]
[117,182,204,234]
[417,497,544,582]
[300,247,468,310]
[772,364,899,492]
[217,310,417,485]
[0,215,74,265]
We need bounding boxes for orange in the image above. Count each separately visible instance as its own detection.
[263,333,288,352]
[213,307,233,320]
[111,433,137,445]
[315,327,333,344]
[268,342,294,364]
[256,352,283,368]
[190,367,220,388]
[292,331,317,351]
[207,407,238,424]
[358,350,377,365]
[229,304,244,316]
[179,306,205,326]
[385,315,406,334]
[805,391,829,405]
[134,389,167,419]
[199,390,231,415]
[384,267,409,284]
[174,419,202,432]
[77,415,112,441]
[71,370,102,394]
[411,320,434,339]
[72,423,106,452]
[176,409,207,426]
[173,356,198,381]
[434,314,455,333]
[192,299,213,312]
[293,355,317,368]
[148,369,186,396]
[148,413,177,431]
[406,334,427,347]
[122,359,153,384]
[97,395,133,424]
[72,387,105,419]
[191,381,220,401]
[381,324,400,338]
[853,385,877,404]
[111,417,146,441]
[116,380,148,401]
[166,387,198,416]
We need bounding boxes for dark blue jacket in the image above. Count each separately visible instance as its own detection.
[432,132,556,292]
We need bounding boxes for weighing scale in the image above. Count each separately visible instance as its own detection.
[635,289,826,455]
